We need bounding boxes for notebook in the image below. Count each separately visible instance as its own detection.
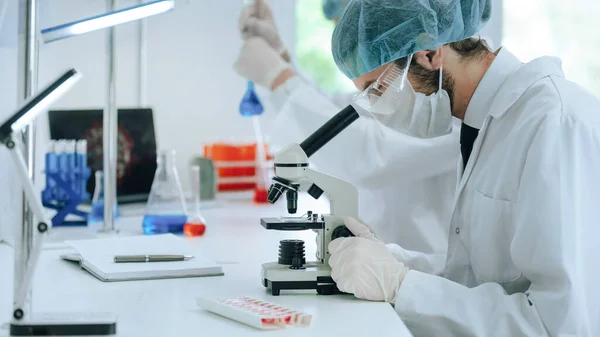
[63,234,224,282]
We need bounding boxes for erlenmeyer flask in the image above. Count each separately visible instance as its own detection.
[142,149,188,235]
[183,165,207,237]
[88,170,119,226]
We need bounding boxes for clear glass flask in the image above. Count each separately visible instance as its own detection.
[142,149,188,235]
[183,165,207,237]
[88,170,119,226]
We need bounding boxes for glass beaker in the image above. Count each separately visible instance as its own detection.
[88,170,119,226]
[183,165,207,237]
[142,149,188,235]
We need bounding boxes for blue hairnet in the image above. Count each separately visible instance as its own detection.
[332,0,492,79]
[322,0,351,21]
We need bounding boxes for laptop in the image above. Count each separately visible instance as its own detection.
[48,108,157,204]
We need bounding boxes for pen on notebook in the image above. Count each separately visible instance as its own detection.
[113,255,195,263]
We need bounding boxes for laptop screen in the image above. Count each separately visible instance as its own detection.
[48,108,157,204]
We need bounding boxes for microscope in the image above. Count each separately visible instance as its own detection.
[260,105,360,296]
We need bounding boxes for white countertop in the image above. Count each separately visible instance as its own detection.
[0,196,412,336]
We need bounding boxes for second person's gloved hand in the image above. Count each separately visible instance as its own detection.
[234,37,290,89]
[239,0,289,61]
[329,217,409,303]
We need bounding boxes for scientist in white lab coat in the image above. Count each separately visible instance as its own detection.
[326,0,600,336]
[234,0,459,274]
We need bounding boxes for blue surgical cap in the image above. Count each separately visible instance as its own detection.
[332,0,492,79]
[322,0,351,21]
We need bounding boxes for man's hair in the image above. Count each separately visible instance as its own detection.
[393,37,492,69]
[391,36,492,92]
[448,37,492,62]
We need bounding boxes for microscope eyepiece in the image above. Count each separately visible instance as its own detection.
[286,190,298,214]
[299,105,359,158]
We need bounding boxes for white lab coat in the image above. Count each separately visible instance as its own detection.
[269,76,459,273]
[394,49,600,336]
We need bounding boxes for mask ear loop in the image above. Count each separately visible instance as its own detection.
[438,66,443,92]
[399,53,413,91]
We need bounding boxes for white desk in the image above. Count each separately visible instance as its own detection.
[0,198,412,336]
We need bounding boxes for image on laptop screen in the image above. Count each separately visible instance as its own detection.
[48,108,157,204]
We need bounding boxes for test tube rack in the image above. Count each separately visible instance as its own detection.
[203,142,273,193]
[41,140,91,227]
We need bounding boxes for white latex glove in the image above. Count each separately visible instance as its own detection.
[329,237,409,303]
[345,217,445,275]
[316,217,378,260]
[314,229,322,260]
[234,37,289,89]
[239,0,288,57]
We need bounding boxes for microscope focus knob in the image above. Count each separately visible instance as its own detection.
[278,240,306,267]
[331,226,355,240]
[291,256,305,270]
[307,184,324,199]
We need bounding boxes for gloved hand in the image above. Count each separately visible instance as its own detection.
[314,229,322,260]
[316,217,378,260]
[329,237,409,303]
[239,0,289,61]
[234,37,290,89]
[317,217,378,260]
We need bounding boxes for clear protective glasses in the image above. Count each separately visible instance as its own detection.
[350,53,451,138]
[352,54,415,120]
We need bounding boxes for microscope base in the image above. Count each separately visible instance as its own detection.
[261,262,343,296]
[10,312,117,336]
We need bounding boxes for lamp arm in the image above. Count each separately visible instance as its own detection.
[5,136,51,319]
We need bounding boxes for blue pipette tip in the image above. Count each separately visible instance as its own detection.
[239,81,264,117]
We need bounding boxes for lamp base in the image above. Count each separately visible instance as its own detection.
[10,312,116,336]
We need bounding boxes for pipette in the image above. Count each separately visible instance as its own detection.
[240,0,271,203]
[240,82,271,203]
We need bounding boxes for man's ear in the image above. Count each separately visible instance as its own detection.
[413,47,444,71]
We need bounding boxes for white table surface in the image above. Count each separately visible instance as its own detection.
[0,196,412,336]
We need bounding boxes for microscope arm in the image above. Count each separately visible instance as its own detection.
[303,168,359,220]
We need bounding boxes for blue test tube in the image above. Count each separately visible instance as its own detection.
[77,140,88,200]
[57,140,69,201]
[67,140,77,198]
[45,141,58,200]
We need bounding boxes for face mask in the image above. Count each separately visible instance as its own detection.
[352,55,453,138]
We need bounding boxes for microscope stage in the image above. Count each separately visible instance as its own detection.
[260,217,324,231]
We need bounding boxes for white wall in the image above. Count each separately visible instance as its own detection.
[0,0,20,245]
[479,0,504,50]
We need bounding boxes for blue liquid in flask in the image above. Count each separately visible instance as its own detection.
[142,149,188,235]
[239,81,264,117]
[142,214,187,235]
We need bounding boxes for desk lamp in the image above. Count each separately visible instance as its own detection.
[40,0,175,43]
[2,69,117,336]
